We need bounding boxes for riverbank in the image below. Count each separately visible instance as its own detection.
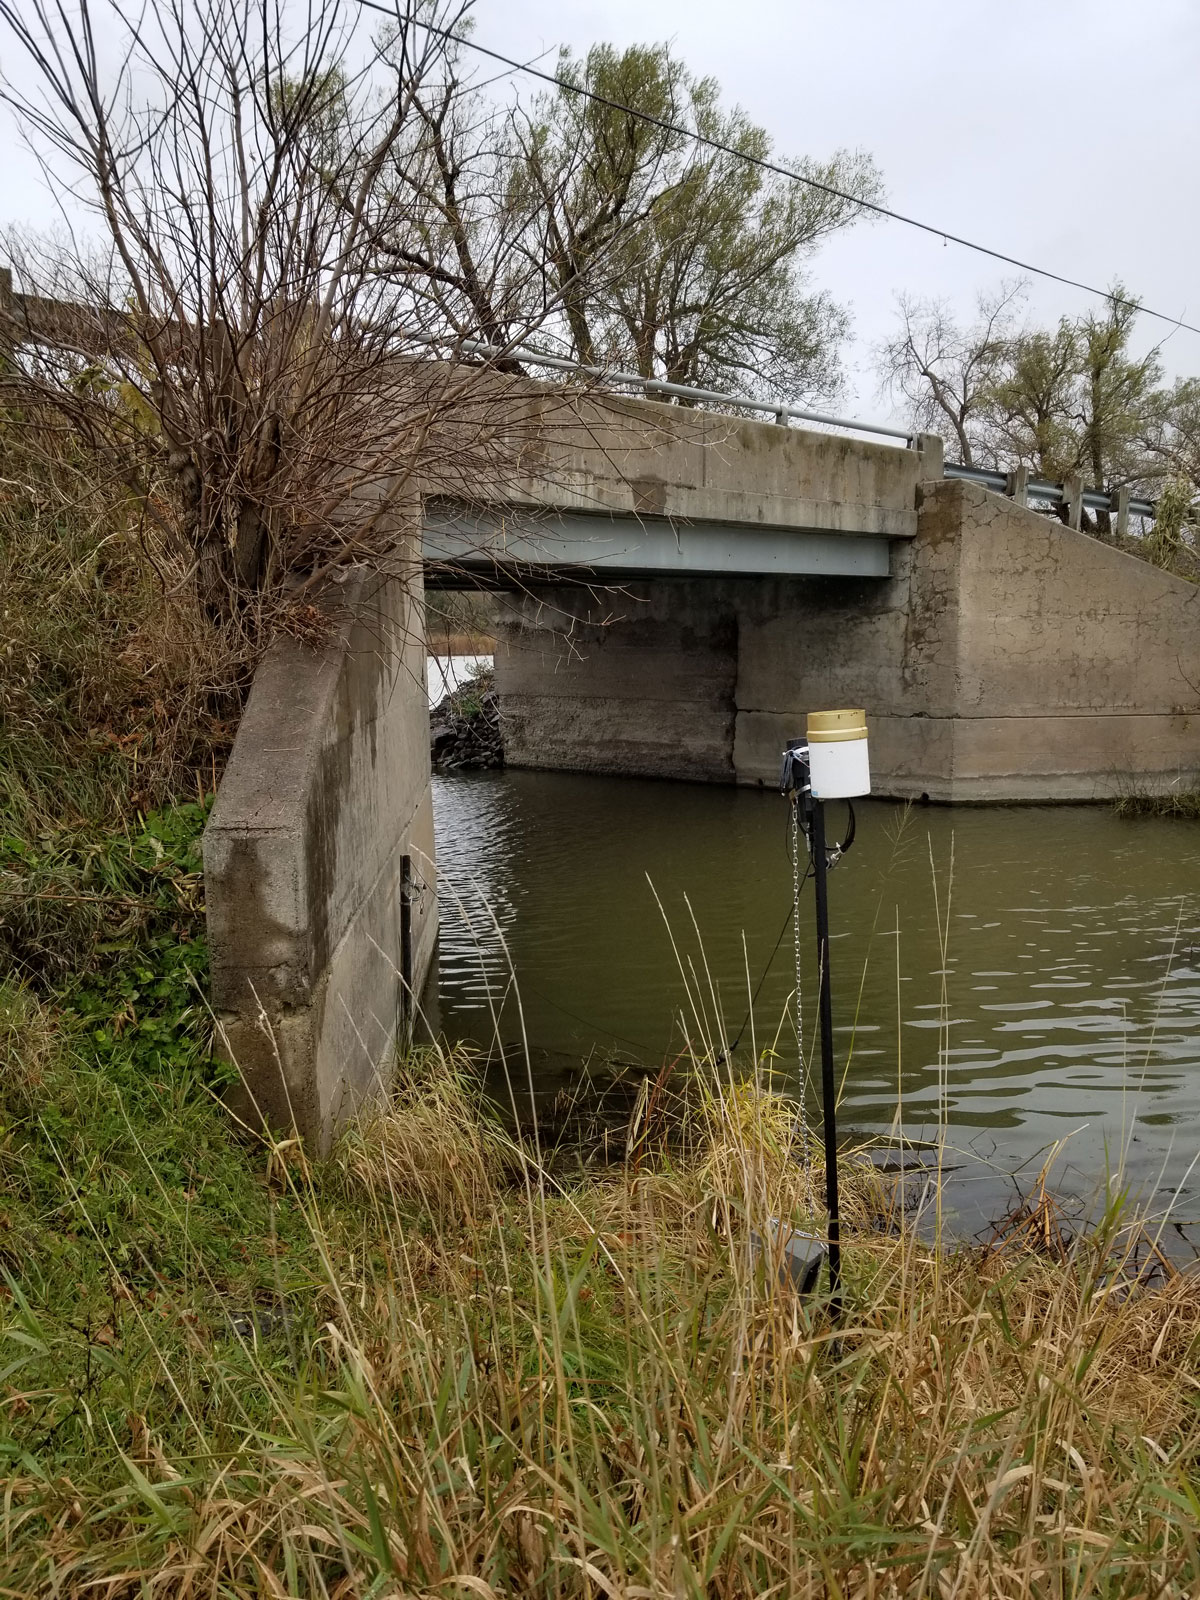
[2,1007,1198,1595]
[5,442,1199,1594]
[425,588,496,662]
[429,664,504,769]
[428,627,496,658]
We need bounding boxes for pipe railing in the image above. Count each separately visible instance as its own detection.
[3,273,1161,524]
[436,332,914,441]
[442,332,1157,522]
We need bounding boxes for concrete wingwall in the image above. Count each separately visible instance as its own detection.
[939,479,1200,800]
[203,564,436,1149]
[494,478,1200,801]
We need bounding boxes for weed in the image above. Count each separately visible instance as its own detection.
[5,412,1200,1595]
[1113,788,1200,820]
[0,413,239,833]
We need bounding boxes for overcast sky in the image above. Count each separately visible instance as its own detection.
[475,0,1200,417]
[4,0,1197,422]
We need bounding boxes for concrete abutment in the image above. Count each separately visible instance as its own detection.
[197,393,1200,1150]
[493,480,1200,802]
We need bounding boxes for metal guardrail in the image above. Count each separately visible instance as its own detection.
[4,276,1159,523]
[944,462,1155,521]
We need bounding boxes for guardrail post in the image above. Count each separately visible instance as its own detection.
[916,433,944,480]
[1006,464,1029,507]
[1061,473,1084,530]
[1115,486,1131,541]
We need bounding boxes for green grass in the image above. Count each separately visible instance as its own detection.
[5,416,1200,1595]
[0,803,343,1531]
[0,801,313,1373]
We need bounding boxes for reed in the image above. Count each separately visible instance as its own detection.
[7,323,1199,1599]
[1113,788,1200,820]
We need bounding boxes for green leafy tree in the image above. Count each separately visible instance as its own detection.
[986,291,1162,531]
[512,45,882,401]
[301,35,879,402]
[1143,475,1198,570]
[1077,294,1162,508]
[881,284,1166,535]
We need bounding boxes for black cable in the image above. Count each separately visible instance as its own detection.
[796,796,857,863]
[356,0,1200,340]
[841,799,857,857]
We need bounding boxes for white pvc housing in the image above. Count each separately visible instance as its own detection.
[808,736,871,800]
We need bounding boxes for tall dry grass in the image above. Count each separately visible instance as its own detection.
[3,1035,1199,1599]
[0,413,245,832]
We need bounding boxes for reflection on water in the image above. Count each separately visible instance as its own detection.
[428,768,1200,1231]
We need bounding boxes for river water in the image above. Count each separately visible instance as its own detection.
[427,765,1200,1237]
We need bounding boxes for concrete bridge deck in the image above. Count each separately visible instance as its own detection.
[421,389,935,586]
[415,388,1200,805]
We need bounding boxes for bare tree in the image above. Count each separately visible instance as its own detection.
[0,0,565,645]
[318,26,549,364]
[879,279,1170,538]
[876,282,1025,466]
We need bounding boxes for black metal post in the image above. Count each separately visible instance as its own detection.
[399,853,414,1044]
[810,798,843,1316]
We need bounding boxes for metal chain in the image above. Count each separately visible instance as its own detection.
[791,801,812,1162]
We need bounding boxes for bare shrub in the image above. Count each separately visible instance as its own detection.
[0,0,579,655]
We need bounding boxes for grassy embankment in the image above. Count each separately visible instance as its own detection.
[3,426,1200,1595]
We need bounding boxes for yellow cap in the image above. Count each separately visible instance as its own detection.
[806,708,867,743]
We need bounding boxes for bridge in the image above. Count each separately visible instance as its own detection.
[421,392,918,584]
[420,345,1153,589]
[206,363,1200,1146]
[8,264,1195,1143]
[415,369,1194,804]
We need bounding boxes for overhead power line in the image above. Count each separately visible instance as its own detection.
[355,0,1199,339]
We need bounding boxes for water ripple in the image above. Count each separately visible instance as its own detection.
[431,768,1200,1224]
